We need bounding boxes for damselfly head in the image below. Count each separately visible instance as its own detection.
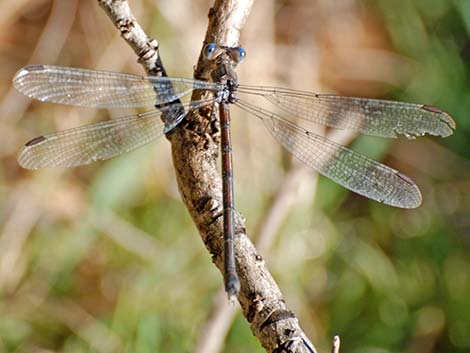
[203,43,246,64]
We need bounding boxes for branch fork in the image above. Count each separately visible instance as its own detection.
[96,1,331,352]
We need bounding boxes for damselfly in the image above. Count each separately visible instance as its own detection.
[13,43,456,297]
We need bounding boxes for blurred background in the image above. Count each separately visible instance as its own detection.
[0,0,469,352]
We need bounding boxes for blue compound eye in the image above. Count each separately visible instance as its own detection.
[228,47,246,63]
[203,43,220,60]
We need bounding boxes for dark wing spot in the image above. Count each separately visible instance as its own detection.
[396,171,415,186]
[25,136,46,146]
[422,105,443,114]
[24,64,45,72]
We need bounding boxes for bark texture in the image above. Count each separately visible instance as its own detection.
[97,1,318,352]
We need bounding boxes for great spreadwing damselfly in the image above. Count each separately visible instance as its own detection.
[12,43,456,297]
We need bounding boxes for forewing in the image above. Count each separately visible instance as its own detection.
[13,65,220,108]
[238,85,456,138]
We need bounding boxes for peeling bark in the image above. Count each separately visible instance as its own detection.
[97,1,318,351]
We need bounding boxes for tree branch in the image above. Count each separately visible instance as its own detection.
[97,1,318,352]
[97,0,167,76]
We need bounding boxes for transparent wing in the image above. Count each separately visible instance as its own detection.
[18,110,167,169]
[238,85,456,138]
[17,102,194,169]
[237,99,422,208]
[13,65,221,108]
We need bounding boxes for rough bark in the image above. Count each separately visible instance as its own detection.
[97,1,318,352]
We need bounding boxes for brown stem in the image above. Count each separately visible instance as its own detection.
[97,1,317,351]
